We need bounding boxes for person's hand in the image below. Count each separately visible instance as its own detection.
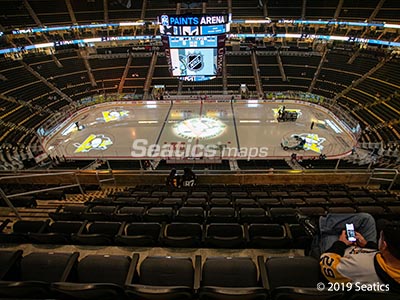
[339,230,355,246]
[355,232,367,247]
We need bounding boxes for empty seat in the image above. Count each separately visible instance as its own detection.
[207,207,237,223]
[151,191,169,198]
[83,206,117,221]
[49,205,87,221]
[211,191,229,198]
[352,197,376,204]
[257,198,281,208]
[328,197,353,205]
[171,191,188,198]
[239,208,271,224]
[111,191,131,198]
[304,197,328,205]
[308,191,329,197]
[288,191,309,197]
[288,224,312,249]
[250,191,270,199]
[248,224,290,248]
[52,254,137,300]
[0,219,48,244]
[356,206,387,216]
[376,196,398,204]
[0,252,78,299]
[210,198,232,207]
[30,221,84,244]
[264,256,321,289]
[162,223,203,247]
[115,222,161,246]
[387,206,400,218]
[113,206,145,222]
[235,198,258,209]
[144,207,174,222]
[270,191,289,198]
[113,197,137,205]
[126,256,199,300]
[136,197,160,206]
[199,256,267,300]
[160,197,183,207]
[297,207,326,217]
[175,207,205,223]
[205,223,245,248]
[72,221,122,245]
[0,250,23,280]
[348,189,369,197]
[190,191,208,199]
[270,207,298,223]
[186,197,208,208]
[329,191,348,197]
[281,198,306,207]
[89,197,114,206]
[231,191,248,200]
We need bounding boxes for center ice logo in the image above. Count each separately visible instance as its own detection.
[173,117,225,140]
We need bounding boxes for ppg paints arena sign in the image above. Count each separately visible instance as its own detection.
[173,117,226,140]
[159,14,229,26]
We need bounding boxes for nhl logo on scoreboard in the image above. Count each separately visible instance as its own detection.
[160,15,169,26]
[187,52,204,73]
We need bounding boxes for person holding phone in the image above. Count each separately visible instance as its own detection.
[316,214,400,291]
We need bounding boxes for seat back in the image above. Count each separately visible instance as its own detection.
[139,256,194,287]
[20,252,78,282]
[266,256,321,289]
[0,250,23,280]
[77,255,131,285]
[202,257,258,288]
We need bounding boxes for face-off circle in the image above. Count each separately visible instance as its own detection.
[173,117,226,140]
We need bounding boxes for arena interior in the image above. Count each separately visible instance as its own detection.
[0,0,400,299]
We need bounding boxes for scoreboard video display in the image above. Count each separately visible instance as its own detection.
[158,14,230,81]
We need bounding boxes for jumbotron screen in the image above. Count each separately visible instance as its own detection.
[158,14,229,81]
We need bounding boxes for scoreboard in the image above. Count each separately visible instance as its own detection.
[158,14,230,81]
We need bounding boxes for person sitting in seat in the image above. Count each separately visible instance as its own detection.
[166,168,180,188]
[300,213,400,291]
[181,167,196,187]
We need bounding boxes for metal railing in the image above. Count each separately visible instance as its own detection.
[0,172,85,220]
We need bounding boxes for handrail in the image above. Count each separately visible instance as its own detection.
[0,171,85,220]
[366,168,399,191]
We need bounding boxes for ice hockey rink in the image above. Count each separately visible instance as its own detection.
[42,99,357,160]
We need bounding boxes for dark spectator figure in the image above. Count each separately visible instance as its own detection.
[181,167,197,187]
[166,168,180,188]
[311,121,315,130]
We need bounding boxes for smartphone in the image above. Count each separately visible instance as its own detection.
[346,223,356,242]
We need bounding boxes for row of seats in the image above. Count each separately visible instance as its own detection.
[0,249,397,300]
[50,204,400,224]
[116,185,397,200]
[89,194,400,208]
[128,183,358,192]
[0,219,309,248]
